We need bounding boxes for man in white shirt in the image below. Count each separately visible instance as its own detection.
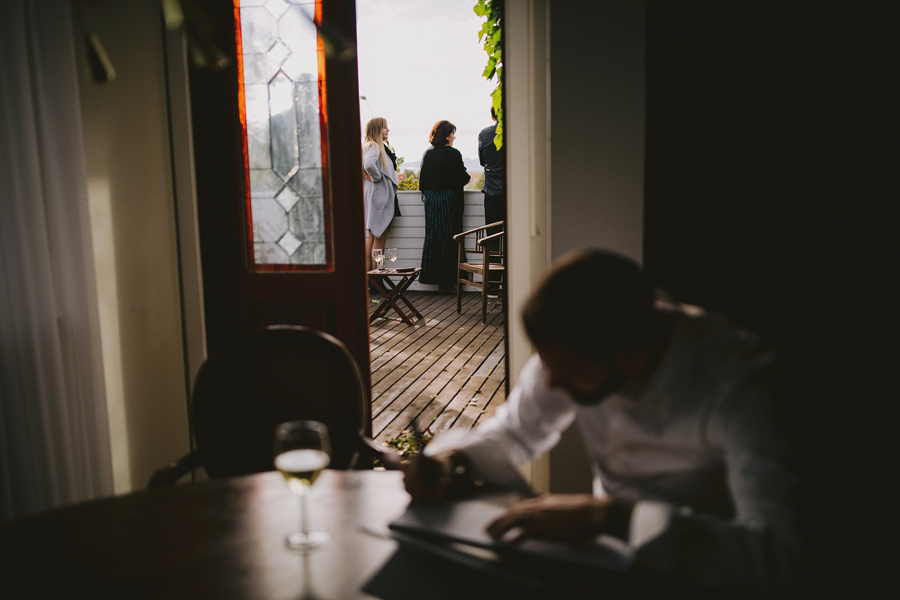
[403,249,800,593]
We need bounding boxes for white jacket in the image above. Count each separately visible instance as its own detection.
[362,142,399,238]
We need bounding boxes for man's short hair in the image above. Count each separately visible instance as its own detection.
[522,249,656,361]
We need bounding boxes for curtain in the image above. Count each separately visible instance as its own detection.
[0,0,113,519]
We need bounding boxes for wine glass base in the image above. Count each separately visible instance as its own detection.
[285,531,330,552]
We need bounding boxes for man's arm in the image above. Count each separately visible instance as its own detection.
[403,355,576,502]
[478,130,487,167]
[481,373,800,593]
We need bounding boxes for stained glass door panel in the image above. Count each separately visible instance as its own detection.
[236,0,331,270]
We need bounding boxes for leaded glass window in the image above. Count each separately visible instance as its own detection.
[236,0,331,271]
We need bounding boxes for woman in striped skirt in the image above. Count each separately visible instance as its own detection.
[418,120,471,294]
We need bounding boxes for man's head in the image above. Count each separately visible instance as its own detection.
[522,249,657,404]
[490,107,498,122]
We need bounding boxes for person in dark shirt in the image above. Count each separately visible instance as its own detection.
[418,120,471,294]
[477,107,506,253]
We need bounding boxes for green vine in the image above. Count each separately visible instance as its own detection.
[474,0,503,149]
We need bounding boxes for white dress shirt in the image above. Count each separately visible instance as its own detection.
[428,304,800,591]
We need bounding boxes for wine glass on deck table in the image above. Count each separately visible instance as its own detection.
[386,248,397,270]
[372,248,384,270]
[274,420,331,552]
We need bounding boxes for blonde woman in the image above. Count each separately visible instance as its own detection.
[362,118,399,271]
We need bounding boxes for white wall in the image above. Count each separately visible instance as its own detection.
[75,0,190,493]
[504,0,554,492]
[549,1,645,264]
[502,0,646,494]
[545,0,646,493]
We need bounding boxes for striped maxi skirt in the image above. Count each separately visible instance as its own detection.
[420,189,463,291]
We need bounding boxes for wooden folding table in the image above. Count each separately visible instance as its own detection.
[368,267,423,325]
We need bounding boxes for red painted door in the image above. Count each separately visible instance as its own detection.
[188,0,371,421]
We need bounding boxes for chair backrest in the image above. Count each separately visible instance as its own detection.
[459,221,505,264]
[191,325,369,478]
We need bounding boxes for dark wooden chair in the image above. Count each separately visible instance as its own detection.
[454,221,505,323]
[148,325,389,488]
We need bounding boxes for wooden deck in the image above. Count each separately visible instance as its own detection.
[368,290,507,444]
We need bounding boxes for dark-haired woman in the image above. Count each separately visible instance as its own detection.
[419,120,471,294]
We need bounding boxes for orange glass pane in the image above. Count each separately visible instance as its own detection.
[234,0,332,272]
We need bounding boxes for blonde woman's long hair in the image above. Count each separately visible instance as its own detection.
[363,117,390,170]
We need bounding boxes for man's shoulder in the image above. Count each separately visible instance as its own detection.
[479,124,497,141]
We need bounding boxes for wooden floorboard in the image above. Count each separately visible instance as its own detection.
[368,290,506,443]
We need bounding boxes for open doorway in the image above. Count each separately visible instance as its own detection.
[355,0,508,443]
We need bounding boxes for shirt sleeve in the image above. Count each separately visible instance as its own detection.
[427,355,577,485]
[478,131,487,167]
[363,143,382,182]
[627,372,801,592]
[450,148,472,188]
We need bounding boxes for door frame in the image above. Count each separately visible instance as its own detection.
[184,0,371,419]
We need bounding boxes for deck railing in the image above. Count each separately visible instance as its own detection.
[382,190,488,291]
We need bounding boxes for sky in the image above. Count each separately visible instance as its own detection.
[355,0,496,169]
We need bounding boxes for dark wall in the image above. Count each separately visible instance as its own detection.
[644,2,897,594]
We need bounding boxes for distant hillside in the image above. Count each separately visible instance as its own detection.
[402,157,483,173]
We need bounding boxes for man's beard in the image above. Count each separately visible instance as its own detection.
[569,366,629,406]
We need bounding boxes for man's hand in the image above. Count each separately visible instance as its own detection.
[401,452,453,504]
[486,494,634,544]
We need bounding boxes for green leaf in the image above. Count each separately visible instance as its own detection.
[475,0,503,149]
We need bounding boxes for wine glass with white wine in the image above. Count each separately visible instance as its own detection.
[386,247,397,271]
[274,420,331,552]
[372,248,384,270]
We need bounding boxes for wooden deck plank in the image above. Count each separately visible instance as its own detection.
[369,293,479,375]
[371,313,496,421]
[411,335,506,435]
[371,294,501,401]
[369,295,483,391]
[456,356,507,430]
[370,297,489,398]
[423,328,505,435]
[368,291,477,357]
[368,290,506,443]
[375,320,504,441]
[367,291,446,348]
[372,326,497,438]
[475,360,507,425]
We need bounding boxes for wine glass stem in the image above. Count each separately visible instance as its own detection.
[300,488,309,540]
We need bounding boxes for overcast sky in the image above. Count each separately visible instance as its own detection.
[355,0,496,167]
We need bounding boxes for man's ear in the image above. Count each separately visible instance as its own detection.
[614,347,648,377]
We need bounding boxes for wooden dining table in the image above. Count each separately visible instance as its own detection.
[0,470,715,600]
[0,470,409,599]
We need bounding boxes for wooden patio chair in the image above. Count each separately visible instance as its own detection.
[147,325,391,488]
[454,221,505,323]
